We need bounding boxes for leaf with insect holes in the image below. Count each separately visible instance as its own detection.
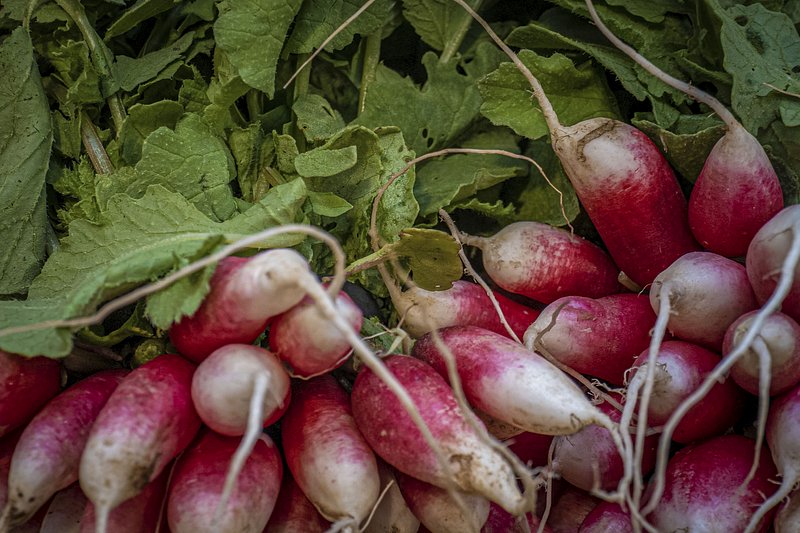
[0,180,308,357]
[293,94,346,144]
[0,28,52,296]
[393,228,462,291]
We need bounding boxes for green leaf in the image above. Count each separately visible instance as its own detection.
[105,0,181,39]
[0,181,308,357]
[214,0,303,97]
[112,32,195,92]
[77,302,154,347]
[118,100,184,165]
[295,145,358,177]
[293,93,346,143]
[0,28,52,296]
[286,0,396,54]
[513,139,580,227]
[478,50,619,140]
[401,0,478,53]
[42,39,104,106]
[393,228,461,291]
[307,190,353,217]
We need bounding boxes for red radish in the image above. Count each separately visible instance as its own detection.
[167,431,282,533]
[645,435,777,533]
[650,251,757,349]
[547,486,600,533]
[41,483,86,533]
[724,311,800,396]
[630,341,745,443]
[81,468,169,533]
[505,432,554,469]
[412,326,621,437]
[281,374,380,529]
[363,462,420,533]
[351,355,525,514]
[524,293,655,385]
[481,503,554,533]
[579,502,631,533]
[269,289,363,378]
[389,280,540,340]
[264,472,330,533]
[0,351,61,437]
[4,370,126,527]
[584,0,783,258]
[78,354,201,533]
[460,221,620,304]
[170,249,313,362]
[396,471,489,532]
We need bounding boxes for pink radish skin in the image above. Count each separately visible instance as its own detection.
[5,370,126,527]
[391,280,541,340]
[0,351,61,438]
[191,344,290,435]
[505,432,554,469]
[747,205,800,322]
[651,251,757,349]
[170,249,312,362]
[524,293,655,385]
[395,471,490,532]
[41,483,86,533]
[462,221,620,304]
[351,355,525,514]
[547,486,600,533]
[553,400,656,492]
[281,375,380,527]
[363,462,419,533]
[81,469,169,533]
[269,290,363,378]
[481,503,553,533]
[689,126,783,257]
[167,432,282,533]
[724,311,800,396]
[412,326,615,435]
[579,502,631,533]
[264,472,330,533]
[646,435,777,533]
[78,354,201,533]
[631,340,745,443]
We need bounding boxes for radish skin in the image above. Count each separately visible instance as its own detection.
[264,472,330,533]
[0,351,61,438]
[579,502,631,533]
[363,462,420,533]
[481,503,554,533]
[395,471,490,533]
[81,469,169,533]
[352,355,525,514]
[41,483,86,533]
[547,487,600,533]
[79,354,201,533]
[775,491,800,533]
[5,370,126,527]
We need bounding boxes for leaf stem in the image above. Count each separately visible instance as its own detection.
[358,32,382,115]
[80,112,114,175]
[440,0,483,63]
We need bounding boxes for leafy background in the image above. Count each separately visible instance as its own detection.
[0,0,798,358]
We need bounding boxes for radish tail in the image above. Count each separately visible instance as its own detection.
[95,504,110,533]
[740,338,771,490]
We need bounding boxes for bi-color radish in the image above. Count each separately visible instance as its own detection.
[363,462,419,533]
[481,503,553,533]
[0,351,61,438]
[264,472,330,532]
[3,370,126,528]
[79,354,200,533]
[81,469,169,533]
[351,355,525,514]
[584,0,783,258]
[460,221,620,304]
[396,470,489,533]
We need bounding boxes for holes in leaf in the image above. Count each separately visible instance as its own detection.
[746,28,765,55]
[735,15,748,26]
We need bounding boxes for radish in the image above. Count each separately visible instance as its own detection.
[269,289,363,378]
[474,408,525,440]
[547,486,600,533]
[167,431,282,533]
[396,470,490,533]
[78,353,201,533]
[4,370,126,527]
[264,471,331,532]
[579,502,631,533]
[281,374,380,529]
[584,0,783,258]
[362,462,420,533]
[81,468,169,533]
[505,431,554,469]
[775,492,800,533]
[645,435,777,533]
[481,503,553,533]
[41,483,86,533]
[169,249,313,362]
[351,355,525,514]
[460,221,620,304]
[0,351,61,438]
[390,280,540,340]
[524,293,655,385]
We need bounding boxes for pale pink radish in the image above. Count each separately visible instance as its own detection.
[167,431,282,533]
[41,483,86,533]
[264,471,330,533]
[81,468,169,533]
[78,354,201,533]
[389,280,540,340]
[524,293,655,385]
[395,470,490,532]
[0,351,61,438]
[351,355,525,514]
[547,487,600,533]
[281,374,380,529]
[170,249,313,362]
[3,370,126,527]
[363,462,420,533]
[269,289,363,377]
[412,326,621,437]
[645,435,777,533]
[584,0,783,258]
[460,221,620,304]
[481,503,553,533]
[579,502,631,533]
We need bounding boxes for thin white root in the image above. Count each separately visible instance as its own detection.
[743,473,797,533]
[740,337,772,491]
[358,479,396,532]
[644,226,800,514]
[538,439,557,533]
[326,516,359,533]
[214,372,269,526]
[95,505,110,533]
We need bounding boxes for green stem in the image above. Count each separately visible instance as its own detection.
[440,0,484,63]
[291,53,311,151]
[358,32,382,115]
[246,90,262,121]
